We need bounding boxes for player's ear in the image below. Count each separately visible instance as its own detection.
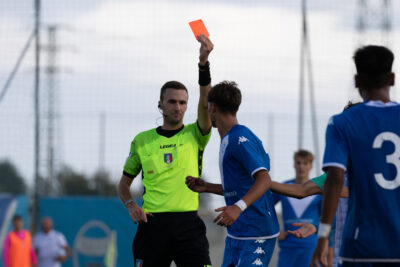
[354,74,360,88]
[390,73,395,86]
[158,101,162,109]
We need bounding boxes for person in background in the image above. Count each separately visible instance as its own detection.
[2,215,37,267]
[272,150,322,267]
[34,217,71,267]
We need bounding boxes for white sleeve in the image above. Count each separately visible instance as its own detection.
[57,232,68,247]
[33,234,40,249]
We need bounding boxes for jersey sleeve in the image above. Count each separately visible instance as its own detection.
[123,137,142,178]
[311,173,327,190]
[195,121,212,150]
[232,136,269,177]
[322,116,348,171]
[272,192,281,205]
[58,233,68,247]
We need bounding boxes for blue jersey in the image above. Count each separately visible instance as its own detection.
[219,124,280,240]
[323,100,400,262]
[273,180,322,249]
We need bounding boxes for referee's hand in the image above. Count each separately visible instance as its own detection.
[127,202,151,224]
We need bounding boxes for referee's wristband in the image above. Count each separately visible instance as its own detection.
[124,199,134,207]
[198,61,211,86]
[317,223,331,238]
[235,199,247,212]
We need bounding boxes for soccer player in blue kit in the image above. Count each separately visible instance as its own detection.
[186,81,280,266]
[311,45,400,267]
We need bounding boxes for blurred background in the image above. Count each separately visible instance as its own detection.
[0,0,397,266]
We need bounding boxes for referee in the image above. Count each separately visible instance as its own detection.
[118,34,213,267]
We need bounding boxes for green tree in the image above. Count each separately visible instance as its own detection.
[0,160,27,194]
[58,166,95,195]
[91,170,117,196]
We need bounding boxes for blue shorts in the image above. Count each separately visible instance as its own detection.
[222,236,276,267]
[278,247,314,267]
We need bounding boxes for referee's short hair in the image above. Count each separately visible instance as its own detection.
[353,45,394,90]
[160,81,188,100]
[208,81,242,115]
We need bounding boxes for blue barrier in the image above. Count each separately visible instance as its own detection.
[39,197,139,267]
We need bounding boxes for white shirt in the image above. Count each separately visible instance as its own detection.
[34,230,68,267]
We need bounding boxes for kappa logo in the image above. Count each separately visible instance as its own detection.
[238,136,249,145]
[252,258,263,266]
[255,239,266,244]
[254,247,265,254]
[164,153,173,164]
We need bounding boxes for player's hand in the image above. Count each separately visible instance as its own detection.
[310,238,329,267]
[288,223,317,239]
[198,34,213,65]
[127,202,151,224]
[55,255,67,262]
[214,205,241,227]
[186,176,207,193]
[277,230,288,241]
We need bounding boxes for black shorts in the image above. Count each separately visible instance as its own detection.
[133,211,212,267]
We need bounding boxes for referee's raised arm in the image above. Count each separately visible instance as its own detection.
[197,34,213,134]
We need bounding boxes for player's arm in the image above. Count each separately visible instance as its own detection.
[271,180,322,199]
[185,176,223,195]
[310,167,344,267]
[214,170,271,227]
[340,185,349,198]
[118,175,149,224]
[197,34,213,134]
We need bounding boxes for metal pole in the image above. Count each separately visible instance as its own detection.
[298,0,306,149]
[46,26,57,195]
[33,0,41,233]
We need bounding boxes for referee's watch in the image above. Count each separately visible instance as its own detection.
[124,199,134,208]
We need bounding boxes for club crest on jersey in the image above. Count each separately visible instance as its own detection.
[164,153,173,164]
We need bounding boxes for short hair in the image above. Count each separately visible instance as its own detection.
[353,45,394,90]
[160,81,188,100]
[12,215,22,222]
[294,149,314,163]
[208,81,242,115]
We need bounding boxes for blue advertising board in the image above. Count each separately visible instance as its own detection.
[39,197,138,267]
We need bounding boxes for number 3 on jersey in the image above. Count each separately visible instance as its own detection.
[373,132,400,190]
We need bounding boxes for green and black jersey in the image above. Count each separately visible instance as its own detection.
[123,122,211,213]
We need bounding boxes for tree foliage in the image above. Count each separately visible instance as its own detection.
[0,160,27,194]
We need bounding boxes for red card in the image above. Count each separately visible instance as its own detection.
[188,19,210,39]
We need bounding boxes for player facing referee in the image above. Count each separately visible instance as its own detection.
[118,34,214,267]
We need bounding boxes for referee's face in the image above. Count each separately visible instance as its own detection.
[160,88,188,125]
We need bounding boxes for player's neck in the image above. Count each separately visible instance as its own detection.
[361,87,391,103]
[217,115,238,138]
[294,176,309,184]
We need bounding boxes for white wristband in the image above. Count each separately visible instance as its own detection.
[317,223,331,238]
[235,200,247,211]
